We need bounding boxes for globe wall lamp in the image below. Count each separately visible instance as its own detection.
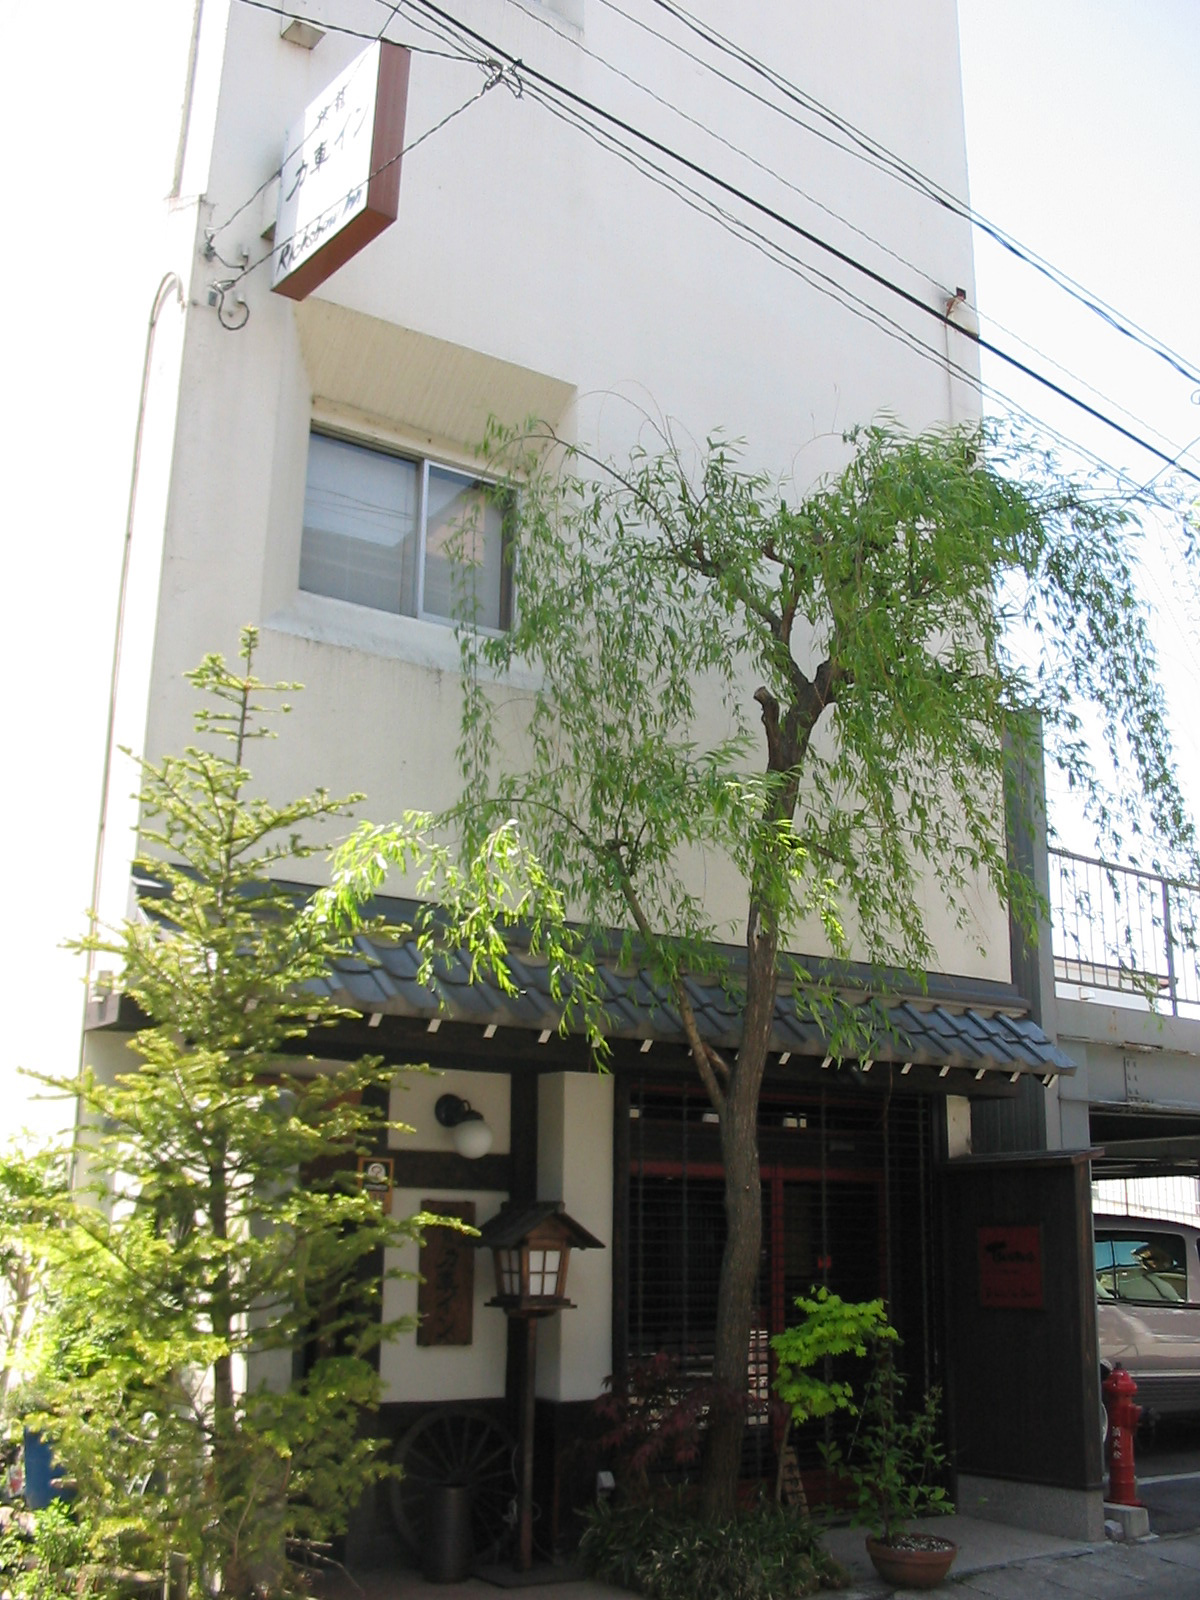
[434,1093,494,1159]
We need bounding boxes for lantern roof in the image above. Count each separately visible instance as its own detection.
[475,1200,604,1252]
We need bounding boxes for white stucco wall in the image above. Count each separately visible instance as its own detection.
[380,1066,513,1399]
[117,0,1008,983]
[535,1071,614,1401]
[78,4,1027,1439]
[380,1182,511,1401]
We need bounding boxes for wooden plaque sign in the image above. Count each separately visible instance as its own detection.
[417,1200,477,1346]
[977,1224,1044,1309]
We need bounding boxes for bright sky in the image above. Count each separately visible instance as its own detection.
[2,2,1197,1138]
[958,0,1200,848]
[2,1,194,1137]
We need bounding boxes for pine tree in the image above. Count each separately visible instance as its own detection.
[32,631,428,1598]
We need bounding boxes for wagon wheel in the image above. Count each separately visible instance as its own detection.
[389,1405,517,1563]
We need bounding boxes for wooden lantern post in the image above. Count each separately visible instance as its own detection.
[476,1201,604,1571]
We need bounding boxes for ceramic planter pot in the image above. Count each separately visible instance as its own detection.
[865,1534,957,1589]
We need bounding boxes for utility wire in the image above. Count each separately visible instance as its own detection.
[624,0,1200,391]
[512,0,1196,475]
[536,77,1187,521]
[514,58,1166,518]
[401,0,1200,489]
[529,58,1200,541]
[214,0,1200,493]
[517,26,1200,508]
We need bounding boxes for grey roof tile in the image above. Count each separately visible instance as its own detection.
[313,921,1071,1078]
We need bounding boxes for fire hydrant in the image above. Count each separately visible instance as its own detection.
[1103,1363,1142,1506]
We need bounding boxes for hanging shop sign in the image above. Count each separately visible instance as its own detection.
[272,40,411,301]
[977,1224,1044,1310]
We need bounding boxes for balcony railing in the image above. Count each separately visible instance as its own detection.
[1048,847,1200,1017]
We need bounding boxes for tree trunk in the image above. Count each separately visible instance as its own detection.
[701,1073,763,1516]
[700,905,778,1518]
[209,1150,256,1600]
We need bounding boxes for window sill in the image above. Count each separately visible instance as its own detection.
[264,591,536,685]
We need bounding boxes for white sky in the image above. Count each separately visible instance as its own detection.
[957,0,1200,847]
[1,1,1197,1137]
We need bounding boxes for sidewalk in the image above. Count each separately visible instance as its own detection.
[316,1513,1200,1600]
[828,1512,1200,1596]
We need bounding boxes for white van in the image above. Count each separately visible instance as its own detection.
[1095,1213,1200,1418]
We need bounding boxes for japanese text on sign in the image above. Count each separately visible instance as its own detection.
[977,1224,1044,1309]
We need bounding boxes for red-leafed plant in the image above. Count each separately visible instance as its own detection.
[593,1354,743,1500]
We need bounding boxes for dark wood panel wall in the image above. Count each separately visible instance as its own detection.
[941,1153,1101,1491]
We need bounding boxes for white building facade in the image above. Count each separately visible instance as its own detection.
[86,0,1105,1560]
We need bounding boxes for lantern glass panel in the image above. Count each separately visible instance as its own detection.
[544,1249,561,1295]
[497,1248,521,1296]
[528,1249,545,1297]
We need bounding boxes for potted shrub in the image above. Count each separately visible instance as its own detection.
[770,1288,895,1508]
[825,1336,955,1589]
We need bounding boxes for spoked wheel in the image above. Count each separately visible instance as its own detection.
[388,1405,518,1563]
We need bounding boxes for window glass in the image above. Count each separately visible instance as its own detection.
[300,434,418,612]
[1095,1231,1189,1303]
[423,467,508,629]
[299,433,510,629]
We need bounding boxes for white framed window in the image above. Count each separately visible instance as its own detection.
[299,431,514,631]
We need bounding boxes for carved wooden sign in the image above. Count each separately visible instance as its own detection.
[417,1200,476,1346]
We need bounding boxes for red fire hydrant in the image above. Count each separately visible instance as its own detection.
[1103,1363,1142,1506]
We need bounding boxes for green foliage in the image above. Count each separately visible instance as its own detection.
[771,1288,895,1427]
[450,417,1198,1509]
[0,1502,94,1600]
[822,1339,951,1545]
[0,1147,68,1419]
[578,1493,845,1600]
[322,815,609,1057]
[461,419,1196,984]
[24,632,440,1598]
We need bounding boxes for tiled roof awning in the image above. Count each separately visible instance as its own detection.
[308,912,1074,1080]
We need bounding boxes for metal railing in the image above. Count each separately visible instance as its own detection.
[1048,847,1200,1017]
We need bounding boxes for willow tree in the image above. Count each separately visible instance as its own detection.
[453,421,1196,1514]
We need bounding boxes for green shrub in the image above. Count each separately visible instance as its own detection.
[578,1494,845,1600]
[0,1501,93,1600]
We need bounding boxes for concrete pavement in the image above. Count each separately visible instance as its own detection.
[314,1511,1200,1600]
[828,1511,1200,1596]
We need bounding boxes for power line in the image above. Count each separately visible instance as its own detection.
[512,58,1172,516]
[217,0,1200,495]
[401,0,1200,490]
[624,0,1200,392]
[510,0,1196,478]
[543,73,1200,540]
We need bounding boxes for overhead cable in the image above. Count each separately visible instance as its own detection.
[399,0,1200,488]
[623,0,1200,391]
[511,0,1193,471]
